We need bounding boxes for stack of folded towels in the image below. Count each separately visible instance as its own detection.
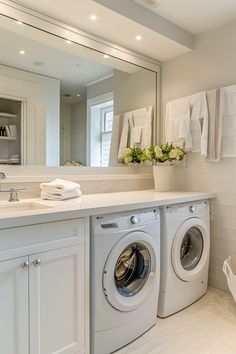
[40,178,82,201]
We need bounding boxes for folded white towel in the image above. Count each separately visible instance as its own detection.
[41,188,82,201]
[40,178,81,201]
[40,178,80,192]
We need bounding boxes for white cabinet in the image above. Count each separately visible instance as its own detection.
[29,246,85,354]
[0,257,29,354]
[0,217,89,354]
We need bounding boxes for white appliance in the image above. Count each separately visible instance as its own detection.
[90,208,160,354]
[158,201,210,318]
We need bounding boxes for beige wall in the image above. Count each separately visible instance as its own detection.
[71,99,87,165]
[114,68,156,115]
[60,102,71,165]
[163,19,236,291]
[86,76,113,99]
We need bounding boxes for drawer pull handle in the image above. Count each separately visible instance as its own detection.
[21,261,29,269]
[33,259,41,266]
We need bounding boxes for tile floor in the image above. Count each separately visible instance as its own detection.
[116,287,236,354]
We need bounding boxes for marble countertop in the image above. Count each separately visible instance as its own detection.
[0,190,216,229]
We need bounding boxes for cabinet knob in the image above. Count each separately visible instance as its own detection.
[21,261,29,269]
[33,259,41,266]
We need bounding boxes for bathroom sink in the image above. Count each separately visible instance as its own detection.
[0,201,53,215]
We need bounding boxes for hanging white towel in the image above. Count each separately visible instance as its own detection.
[189,91,209,156]
[206,88,223,161]
[165,97,192,149]
[221,84,236,157]
[130,126,142,146]
[118,106,153,160]
[109,114,122,166]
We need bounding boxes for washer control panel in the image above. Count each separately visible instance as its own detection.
[91,208,160,234]
[189,205,196,213]
[130,215,139,224]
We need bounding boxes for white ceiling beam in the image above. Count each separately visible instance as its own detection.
[93,0,194,49]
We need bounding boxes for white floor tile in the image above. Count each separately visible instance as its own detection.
[116,287,236,354]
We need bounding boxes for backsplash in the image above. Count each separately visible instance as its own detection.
[0,175,154,201]
[172,153,236,291]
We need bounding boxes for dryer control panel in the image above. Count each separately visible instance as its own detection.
[163,200,209,220]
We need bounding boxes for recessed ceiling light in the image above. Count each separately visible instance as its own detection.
[135,35,142,41]
[16,20,23,25]
[66,40,71,44]
[77,94,80,97]
[103,54,109,59]
[19,50,25,55]
[88,13,99,21]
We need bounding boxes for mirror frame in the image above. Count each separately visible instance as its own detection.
[0,0,161,173]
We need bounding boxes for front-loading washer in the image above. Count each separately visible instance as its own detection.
[90,208,160,354]
[158,200,210,318]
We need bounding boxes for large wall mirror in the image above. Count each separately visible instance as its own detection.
[0,9,160,168]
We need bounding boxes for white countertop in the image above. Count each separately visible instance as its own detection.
[0,190,215,229]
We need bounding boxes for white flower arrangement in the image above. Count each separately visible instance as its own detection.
[121,143,185,165]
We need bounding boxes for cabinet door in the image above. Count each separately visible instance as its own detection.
[29,245,85,354]
[0,257,29,354]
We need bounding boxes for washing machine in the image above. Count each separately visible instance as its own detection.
[90,208,160,354]
[158,200,210,318]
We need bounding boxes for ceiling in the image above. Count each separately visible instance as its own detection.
[6,0,236,61]
[136,0,236,34]
[13,0,192,61]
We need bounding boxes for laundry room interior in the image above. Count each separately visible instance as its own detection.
[0,0,236,354]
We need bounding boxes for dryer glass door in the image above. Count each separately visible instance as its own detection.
[114,243,151,297]
[180,227,203,271]
[172,218,209,282]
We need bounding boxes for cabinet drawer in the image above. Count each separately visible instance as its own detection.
[0,218,85,260]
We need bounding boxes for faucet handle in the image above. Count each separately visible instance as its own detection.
[9,188,26,202]
[0,172,6,180]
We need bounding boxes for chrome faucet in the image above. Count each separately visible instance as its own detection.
[0,172,6,191]
[0,173,26,201]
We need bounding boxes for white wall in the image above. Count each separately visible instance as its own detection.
[163,20,236,291]
[0,65,60,166]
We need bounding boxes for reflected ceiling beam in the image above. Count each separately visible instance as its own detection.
[93,0,194,49]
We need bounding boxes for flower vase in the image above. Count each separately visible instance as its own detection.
[153,165,173,192]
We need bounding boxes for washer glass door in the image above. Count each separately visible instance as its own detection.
[103,231,157,312]
[172,218,209,282]
[115,243,151,297]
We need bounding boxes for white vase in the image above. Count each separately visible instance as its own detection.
[153,165,173,192]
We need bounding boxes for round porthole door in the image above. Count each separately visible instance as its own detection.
[103,231,157,312]
[171,218,209,282]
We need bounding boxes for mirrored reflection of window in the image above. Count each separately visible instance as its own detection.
[101,106,113,167]
[88,95,114,167]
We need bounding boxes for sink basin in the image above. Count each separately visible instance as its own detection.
[0,201,53,215]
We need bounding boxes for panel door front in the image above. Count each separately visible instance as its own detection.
[29,245,85,354]
[0,256,29,354]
